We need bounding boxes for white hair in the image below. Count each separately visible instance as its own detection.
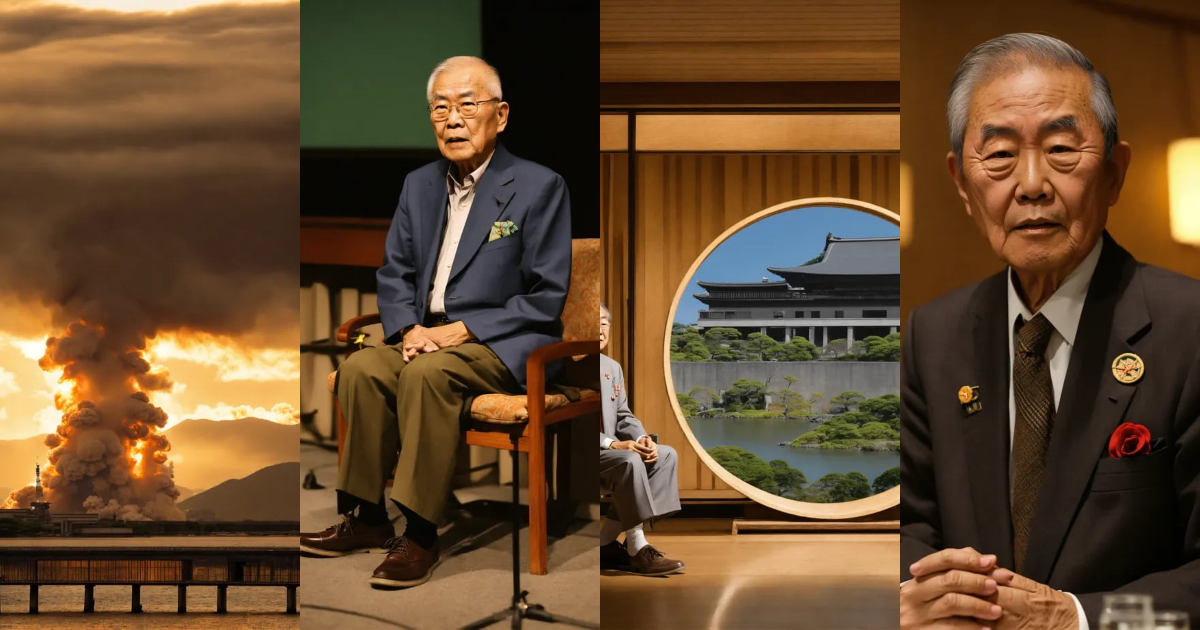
[947,33,1118,169]
[425,56,503,103]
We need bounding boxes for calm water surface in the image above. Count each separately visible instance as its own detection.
[688,416,899,487]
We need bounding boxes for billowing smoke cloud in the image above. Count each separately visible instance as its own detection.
[0,1,298,518]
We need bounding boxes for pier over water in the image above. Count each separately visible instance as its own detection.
[0,537,299,614]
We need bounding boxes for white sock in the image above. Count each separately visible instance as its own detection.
[599,518,622,545]
[625,524,648,556]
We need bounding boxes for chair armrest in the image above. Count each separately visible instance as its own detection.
[527,339,601,370]
[336,313,382,343]
[525,339,602,426]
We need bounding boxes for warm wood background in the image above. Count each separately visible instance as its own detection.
[599,0,902,501]
[601,152,901,496]
[901,0,1200,317]
[600,0,900,82]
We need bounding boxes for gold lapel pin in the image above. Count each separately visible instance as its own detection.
[1111,353,1145,384]
[958,385,982,415]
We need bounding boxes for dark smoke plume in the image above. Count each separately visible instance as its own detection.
[0,1,299,519]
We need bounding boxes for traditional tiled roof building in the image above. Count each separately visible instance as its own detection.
[693,234,899,347]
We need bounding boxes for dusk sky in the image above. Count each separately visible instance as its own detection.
[0,0,300,441]
[675,207,900,324]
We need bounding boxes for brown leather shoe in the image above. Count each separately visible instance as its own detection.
[368,536,441,588]
[300,515,394,557]
[600,540,630,570]
[628,545,685,576]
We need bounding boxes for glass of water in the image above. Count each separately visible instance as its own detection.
[1100,594,1154,630]
[1154,611,1190,630]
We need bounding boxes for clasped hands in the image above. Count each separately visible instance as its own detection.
[610,435,658,463]
[900,547,1078,630]
[401,322,473,362]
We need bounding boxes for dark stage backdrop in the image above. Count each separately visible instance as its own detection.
[301,1,600,240]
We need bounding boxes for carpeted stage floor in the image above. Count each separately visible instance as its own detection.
[298,444,601,629]
[300,444,897,629]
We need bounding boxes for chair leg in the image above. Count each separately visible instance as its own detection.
[528,431,548,576]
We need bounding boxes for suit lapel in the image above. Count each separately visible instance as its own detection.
[416,161,451,305]
[601,356,616,436]
[448,145,516,283]
[1021,234,1149,583]
[965,272,1016,570]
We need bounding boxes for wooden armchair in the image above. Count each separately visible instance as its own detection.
[332,238,602,575]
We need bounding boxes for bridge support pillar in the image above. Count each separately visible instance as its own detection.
[84,584,95,613]
[29,585,38,614]
[132,584,143,613]
[177,585,187,613]
[217,585,228,613]
[287,585,298,614]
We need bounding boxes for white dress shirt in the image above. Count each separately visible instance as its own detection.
[1005,237,1103,630]
[428,151,494,315]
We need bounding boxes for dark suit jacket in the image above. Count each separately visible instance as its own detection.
[375,144,571,391]
[900,233,1200,624]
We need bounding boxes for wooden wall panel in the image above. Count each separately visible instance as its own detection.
[600,0,900,82]
[617,153,900,496]
[600,153,629,369]
[600,115,628,151]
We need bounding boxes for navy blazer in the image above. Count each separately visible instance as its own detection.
[375,144,572,391]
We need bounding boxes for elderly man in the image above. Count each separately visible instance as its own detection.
[900,34,1200,629]
[598,304,685,576]
[300,56,572,589]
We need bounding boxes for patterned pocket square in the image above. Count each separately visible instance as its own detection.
[488,220,519,242]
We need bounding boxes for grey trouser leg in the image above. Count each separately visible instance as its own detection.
[336,342,519,523]
[600,444,682,531]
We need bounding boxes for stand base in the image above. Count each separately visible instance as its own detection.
[458,429,598,630]
[731,519,900,534]
[460,591,598,630]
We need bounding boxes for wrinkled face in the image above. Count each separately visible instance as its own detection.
[599,314,610,351]
[950,64,1129,275]
[429,62,508,170]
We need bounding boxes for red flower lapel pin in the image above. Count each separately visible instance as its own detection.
[1108,422,1152,458]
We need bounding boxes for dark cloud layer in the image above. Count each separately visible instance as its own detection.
[0,1,299,348]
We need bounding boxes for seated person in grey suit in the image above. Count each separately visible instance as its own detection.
[598,303,685,576]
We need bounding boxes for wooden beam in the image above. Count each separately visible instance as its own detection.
[732,519,901,534]
[636,113,900,152]
[300,217,390,267]
[601,82,899,109]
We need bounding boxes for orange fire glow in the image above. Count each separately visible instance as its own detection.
[146,331,298,383]
[2,320,184,518]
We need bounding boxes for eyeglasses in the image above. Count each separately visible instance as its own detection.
[428,99,500,122]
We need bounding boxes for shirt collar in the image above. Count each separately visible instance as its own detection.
[446,149,495,193]
[1005,236,1103,347]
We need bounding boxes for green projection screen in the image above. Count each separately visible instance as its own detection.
[301,1,481,148]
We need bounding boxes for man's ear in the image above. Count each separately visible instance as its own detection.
[1106,140,1131,207]
[947,151,973,217]
[496,102,509,133]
